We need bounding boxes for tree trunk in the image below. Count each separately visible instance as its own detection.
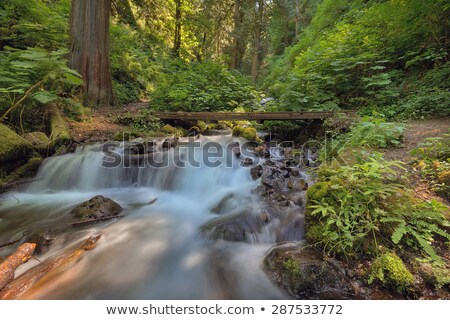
[295,1,301,38]
[173,0,182,57]
[231,0,241,69]
[70,0,114,107]
[112,0,139,30]
[251,0,263,82]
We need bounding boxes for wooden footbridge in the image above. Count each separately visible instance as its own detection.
[154,111,349,121]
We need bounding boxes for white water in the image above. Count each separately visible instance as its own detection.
[0,137,302,299]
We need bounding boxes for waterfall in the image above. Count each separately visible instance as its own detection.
[0,137,304,299]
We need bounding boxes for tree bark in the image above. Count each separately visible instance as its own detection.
[173,0,182,57]
[70,0,114,107]
[251,0,264,82]
[231,0,241,69]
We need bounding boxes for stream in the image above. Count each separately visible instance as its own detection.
[0,136,307,299]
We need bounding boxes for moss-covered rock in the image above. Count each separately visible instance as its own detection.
[70,195,124,221]
[0,155,42,192]
[232,126,262,142]
[23,132,50,152]
[49,105,71,148]
[264,243,355,299]
[162,124,178,134]
[368,253,414,294]
[0,124,33,164]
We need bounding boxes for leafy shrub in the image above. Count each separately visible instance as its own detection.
[115,108,162,133]
[347,116,405,148]
[307,154,405,258]
[0,0,70,50]
[0,47,83,129]
[307,153,450,263]
[110,23,167,105]
[151,61,260,112]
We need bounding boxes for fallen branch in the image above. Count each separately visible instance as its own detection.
[0,243,36,290]
[0,80,44,122]
[0,235,101,300]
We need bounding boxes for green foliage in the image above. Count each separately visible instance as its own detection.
[0,0,70,50]
[347,116,405,148]
[368,253,414,293]
[115,108,163,133]
[307,152,450,262]
[262,0,449,117]
[0,47,82,126]
[110,23,167,105]
[307,154,405,258]
[151,61,260,112]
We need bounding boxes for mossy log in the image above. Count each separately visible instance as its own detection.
[0,243,36,291]
[49,105,71,149]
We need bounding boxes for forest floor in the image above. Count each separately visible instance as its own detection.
[68,102,146,143]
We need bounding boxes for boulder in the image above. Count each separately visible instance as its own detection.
[70,195,123,221]
[264,243,356,299]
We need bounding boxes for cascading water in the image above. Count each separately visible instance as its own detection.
[0,136,307,299]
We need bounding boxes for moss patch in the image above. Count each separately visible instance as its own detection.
[50,105,71,148]
[368,253,414,293]
[0,124,33,164]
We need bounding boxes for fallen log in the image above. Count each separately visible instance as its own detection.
[0,243,36,290]
[0,235,101,300]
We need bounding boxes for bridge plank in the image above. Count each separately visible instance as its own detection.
[154,111,337,121]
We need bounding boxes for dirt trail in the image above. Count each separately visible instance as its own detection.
[384,118,450,162]
[384,118,450,206]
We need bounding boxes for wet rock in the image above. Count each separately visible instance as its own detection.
[250,165,264,180]
[241,158,254,167]
[26,231,56,255]
[162,137,179,149]
[211,193,234,214]
[201,209,271,242]
[70,195,123,221]
[264,243,356,299]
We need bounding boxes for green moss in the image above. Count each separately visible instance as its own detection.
[162,124,179,134]
[50,106,71,148]
[306,224,326,244]
[307,182,331,201]
[0,124,32,163]
[112,130,141,141]
[232,126,261,142]
[196,121,207,132]
[368,253,414,293]
[283,258,301,279]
